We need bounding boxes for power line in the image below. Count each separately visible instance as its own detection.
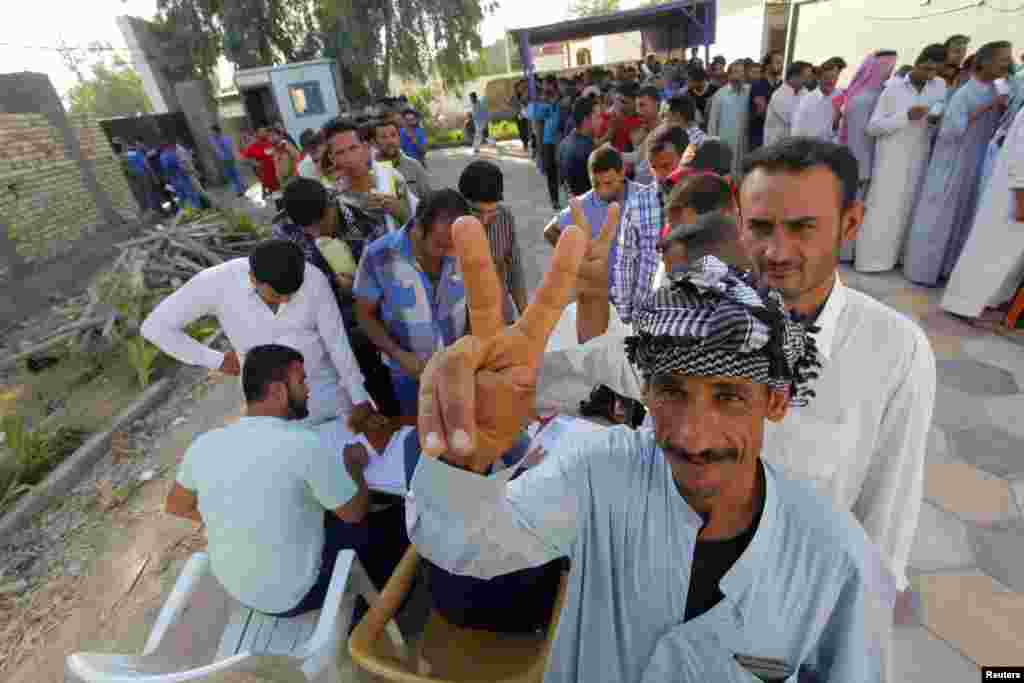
[0,41,140,54]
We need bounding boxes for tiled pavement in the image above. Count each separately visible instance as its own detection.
[840,267,1024,678]
[435,146,1024,677]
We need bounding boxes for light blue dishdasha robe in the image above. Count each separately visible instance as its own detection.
[903,77,1000,285]
[408,426,896,683]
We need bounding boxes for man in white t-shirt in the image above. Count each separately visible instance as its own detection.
[165,344,404,615]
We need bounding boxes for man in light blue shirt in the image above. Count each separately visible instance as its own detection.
[543,145,637,321]
[405,216,897,682]
[164,344,401,616]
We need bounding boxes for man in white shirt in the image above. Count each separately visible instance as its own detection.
[738,138,936,593]
[541,137,936,599]
[764,61,813,145]
[141,240,380,429]
[792,60,842,141]
[165,344,374,616]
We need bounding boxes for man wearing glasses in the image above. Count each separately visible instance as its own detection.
[458,161,528,322]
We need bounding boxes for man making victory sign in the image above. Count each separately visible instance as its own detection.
[406,215,895,682]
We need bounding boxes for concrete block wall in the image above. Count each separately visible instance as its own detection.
[71,115,139,221]
[0,111,137,268]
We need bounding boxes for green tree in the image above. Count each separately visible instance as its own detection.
[67,58,153,119]
[475,38,515,78]
[568,0,620,18]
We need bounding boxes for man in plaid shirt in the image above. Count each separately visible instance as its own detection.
[612,125,687,324]
[354,190,470,417]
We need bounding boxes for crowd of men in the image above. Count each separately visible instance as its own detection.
[512,35,1022,326]
[127,33,1024,682]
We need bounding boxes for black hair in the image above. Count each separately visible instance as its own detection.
[299,128,321,151]
[415,188,471,233]
[712,55,726,65]
[786,61,812,81]
[687,67,708,82]
[648,125,690,157]
[826,56,847,71]
[469,92,478,100]
[874,49,898,58]
[242,344,304,403]
[742,137,859,210]
[917,44,948,66]
[283,177,329,228]
[976,41,1012,68]
[571,96,597,128]
[211,124,222,134]
[684,213,747,267]
[249,240,306,295]
[665,173,733,214]
[691,140,733,176]
[666,94,697,123]
[458,160,504,203]
[589,145,624,175]
[636,85,661,103]
[321,117,359,145]
[945,34,970,48]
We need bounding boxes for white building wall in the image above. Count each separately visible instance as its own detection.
[792,0,1024,84]
[711,0,767,63]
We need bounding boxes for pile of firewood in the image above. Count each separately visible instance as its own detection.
[0,213,266,370]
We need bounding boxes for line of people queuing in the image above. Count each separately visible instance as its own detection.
[138,52,947,679]
[116,136,213,217]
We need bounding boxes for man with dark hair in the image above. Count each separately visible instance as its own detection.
[793,60,843,141]
[609,85,644,155]
[164,342,384,616]
[945,34,971,77]
[297,129,326,182]
[737,138,935,596]
[658,212,748,278]
[370,118,433,201]
[646,124,690,190]
[764,61,813,145]
[210,124,245,197]
[686,66,719,130]
[275,178,401,417]
[459,161,527,322]
[904,40,1013,285]
[324,117,411,234]
[610,125,679,326]
[400,108,428,166]
[142,240,380,428]
[409,217,897,681]
[856,43,948,273]
[559,96,600,196]
[664,93,705,149]
[354,189,471,416]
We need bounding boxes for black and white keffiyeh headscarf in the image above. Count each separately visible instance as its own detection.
[625,256,822,406]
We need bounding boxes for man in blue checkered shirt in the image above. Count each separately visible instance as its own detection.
[354,190,469,416]
[612,124,687,325]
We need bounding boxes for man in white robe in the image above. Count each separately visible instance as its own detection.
[792,61,841,141]
[941,103,1024,318]
[763,61,812,146]
[855,45,948,273]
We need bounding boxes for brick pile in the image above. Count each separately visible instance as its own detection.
[0,112,137,267]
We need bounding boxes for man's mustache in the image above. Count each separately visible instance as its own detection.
[661,445,740,465]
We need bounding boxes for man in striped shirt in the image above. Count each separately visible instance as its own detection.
[459,161,527,322]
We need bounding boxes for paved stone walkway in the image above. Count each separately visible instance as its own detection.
[37,144,1023,680]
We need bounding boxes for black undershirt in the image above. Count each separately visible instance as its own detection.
[683,466,766,622]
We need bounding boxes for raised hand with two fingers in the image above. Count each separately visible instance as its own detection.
[418,216,587,473]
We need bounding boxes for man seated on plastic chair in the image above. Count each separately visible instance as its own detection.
[165,343,408,618]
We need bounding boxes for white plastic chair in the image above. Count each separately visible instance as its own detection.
[66,550,406,683]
